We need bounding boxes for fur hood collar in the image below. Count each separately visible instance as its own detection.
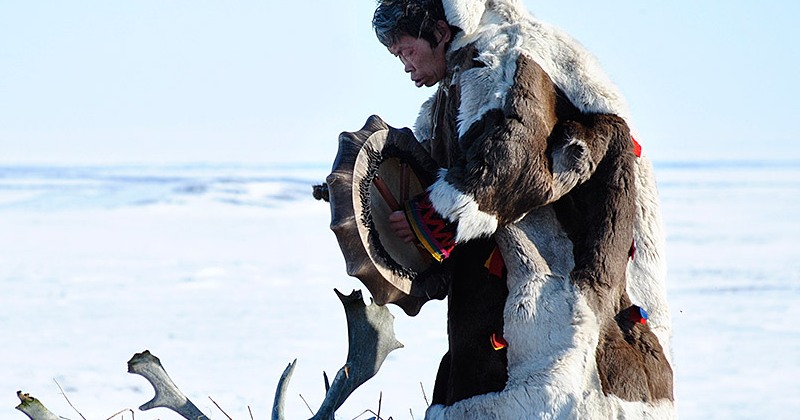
[439,0,634,127]
[442,0,492,36]
[443,0,530,40]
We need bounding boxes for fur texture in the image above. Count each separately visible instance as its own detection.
[431,238,510,405]
[428,169,499,242]
[427,209,674,419]
[410,0,675,418]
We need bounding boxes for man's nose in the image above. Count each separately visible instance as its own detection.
[403,60,414,73]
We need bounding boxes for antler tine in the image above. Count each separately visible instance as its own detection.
[310,289,404,420]
[271,289,403,420]
[15,391,60,420]
[272,359,297,420]
[128,350,210,420]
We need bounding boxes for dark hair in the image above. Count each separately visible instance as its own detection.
[372,0,458,48]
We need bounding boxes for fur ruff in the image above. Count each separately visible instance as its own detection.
[447,0,633,127]
[428,168,500,242]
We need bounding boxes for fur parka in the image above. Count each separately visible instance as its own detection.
[413,1,675,418]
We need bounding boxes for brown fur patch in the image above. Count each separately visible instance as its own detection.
[595,301,674,401]
[552,106,674,402]
[450,54,564,224]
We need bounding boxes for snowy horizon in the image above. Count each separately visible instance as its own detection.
[3,0,799,416]
[1,161,798,419]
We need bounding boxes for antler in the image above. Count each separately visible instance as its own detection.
[14,391,60,420]
[272,288,404,420]
[272,359,297,420]
[14,288,401,420]
[128,350,210,419]
[15,354,210,420]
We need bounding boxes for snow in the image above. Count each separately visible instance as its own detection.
[1,161,798,419]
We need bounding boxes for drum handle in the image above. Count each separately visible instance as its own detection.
[372,164,411,208]
[374,171,432,261]
[372,175,401,211]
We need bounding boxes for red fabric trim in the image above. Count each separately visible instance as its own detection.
[484,247,505,278]
[405,193,456,262]
[490,333,508,350]
[632,135,642,157]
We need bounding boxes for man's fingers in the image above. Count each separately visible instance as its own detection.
[388,210,414,243]
[388,210,406,222]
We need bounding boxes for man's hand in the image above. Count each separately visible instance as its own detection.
[389,210,416,243]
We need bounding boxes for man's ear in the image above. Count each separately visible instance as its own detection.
[435,20,452,44]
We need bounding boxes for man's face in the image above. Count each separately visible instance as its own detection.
[388,30,449,88]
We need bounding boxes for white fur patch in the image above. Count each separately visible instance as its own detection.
[442,0,486,35]
[426,391,676,419]
[455,26,518,138]
[413,93,437,142]
[519,19,632,120]
[427,168,499,242]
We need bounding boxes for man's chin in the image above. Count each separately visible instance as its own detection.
[415,79,437,88]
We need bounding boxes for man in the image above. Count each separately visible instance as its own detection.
[379,0,511,406]
[373,0,675,418]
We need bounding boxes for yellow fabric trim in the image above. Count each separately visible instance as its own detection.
[484,248,496,270]
[407,213,445,262]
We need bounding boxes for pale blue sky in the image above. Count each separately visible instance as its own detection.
[1,1,798,164]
